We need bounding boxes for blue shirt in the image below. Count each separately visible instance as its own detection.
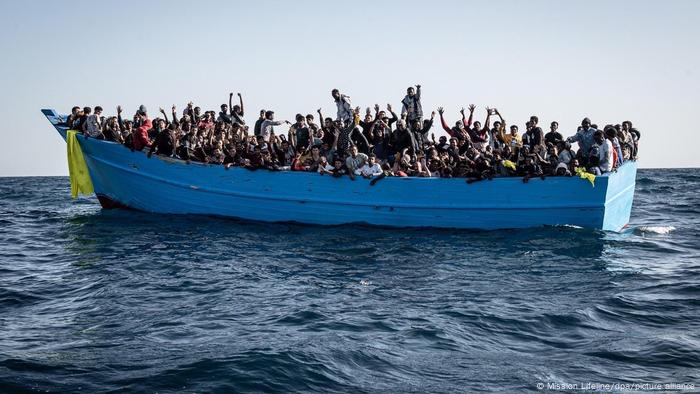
[568,127,597,155]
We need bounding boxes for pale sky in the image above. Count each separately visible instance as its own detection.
[0,0,698,175]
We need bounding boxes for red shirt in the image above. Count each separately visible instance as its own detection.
[133,119,152,151]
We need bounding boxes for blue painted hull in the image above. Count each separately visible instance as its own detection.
[43,110,636,231]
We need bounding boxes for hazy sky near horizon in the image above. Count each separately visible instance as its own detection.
[0,0,698,175]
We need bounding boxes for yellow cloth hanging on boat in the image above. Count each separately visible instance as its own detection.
[66,130,94,198]
[574,167,596,187]
[502,160,516,171]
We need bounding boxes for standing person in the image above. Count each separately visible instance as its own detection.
[332,88,352,122]
[305,113,321,145]
[489,109,505,150]
[468,108,491,152]
[392,118,416,153]
[544,121,563,146]
[229,92,245,125]
[253,109,266,137]
[288,114,310,151]
[260,111,290,142]
[594,130,613,173]
[623,120,641,159]
[604,126,623,167]
[335,119,369,155]
[411,111,435,153]
[401,84,423,125]
[524,115,544,152]
[567,117,597,160]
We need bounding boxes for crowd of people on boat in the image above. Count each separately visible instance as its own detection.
[64,86,640,183]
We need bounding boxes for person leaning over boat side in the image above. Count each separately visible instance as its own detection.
[332,89,353,123]
[259,111,291,143]
[357,154,383,178]
[401,84,423,125]
[566,117,597,163]
[317,155,334,175]
[330,157,349,178]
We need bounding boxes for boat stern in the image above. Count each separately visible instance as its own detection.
[601,161,638,231]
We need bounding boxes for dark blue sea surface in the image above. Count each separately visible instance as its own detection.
[0,169,698,393]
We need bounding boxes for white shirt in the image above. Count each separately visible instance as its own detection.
[598,139,613,172]
[335,96,352,122]
[318,163,334,173]
[260,119,283,142]
[357,163,383,177]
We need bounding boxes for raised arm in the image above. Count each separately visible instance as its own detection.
[438,107,453,135]
[388,104,398,126]
[237,93,244,116]
[422,112,435,135]
[159,107,169,125]
[117,105,124,131]
[171,105,179,127]
[464,104,475,128]
[352,126,370,149]
[482,108,491,132]
[229,93,234,115]
[497,118,507,143]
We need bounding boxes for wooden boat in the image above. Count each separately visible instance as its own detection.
[43,109,636,231]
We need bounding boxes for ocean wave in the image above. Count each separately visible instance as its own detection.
[0,172,699,392]
[635,226,676,235]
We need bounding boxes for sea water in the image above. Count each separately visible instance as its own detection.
[0,169,698,392]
